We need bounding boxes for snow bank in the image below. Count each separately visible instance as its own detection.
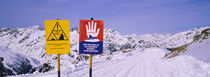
[184,37,210,62]
[16,48,210,77]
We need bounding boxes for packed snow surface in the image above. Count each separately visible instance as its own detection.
[15,48,210,77]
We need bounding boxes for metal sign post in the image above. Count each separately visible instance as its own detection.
[57,54,61,77]
[89,18,94,77]
[90,54,92,77]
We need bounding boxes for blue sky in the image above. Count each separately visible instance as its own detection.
[0,0,210,34]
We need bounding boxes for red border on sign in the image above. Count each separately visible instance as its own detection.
[79,20,104,42]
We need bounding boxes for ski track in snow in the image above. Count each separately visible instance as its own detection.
[13,48,210,77]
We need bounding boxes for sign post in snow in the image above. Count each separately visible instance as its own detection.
[79,18,104,77]
[45,19,70,77]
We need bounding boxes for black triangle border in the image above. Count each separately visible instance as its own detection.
[47,22,69,41]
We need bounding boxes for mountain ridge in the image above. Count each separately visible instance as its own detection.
[0,25,209,76]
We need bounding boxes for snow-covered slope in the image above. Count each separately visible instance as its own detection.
[184,28,210,62]
[14,48,210,77]
[185,38,210,62]
[165,28,210,60]
[0,46,41,76]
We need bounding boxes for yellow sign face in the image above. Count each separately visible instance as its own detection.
[45,20,70,54]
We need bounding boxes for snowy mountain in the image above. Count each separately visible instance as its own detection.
[0,25,209,76]
[0,46,40,76]
[164,28,210,62]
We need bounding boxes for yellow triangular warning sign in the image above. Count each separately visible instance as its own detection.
[47,22,69,41]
